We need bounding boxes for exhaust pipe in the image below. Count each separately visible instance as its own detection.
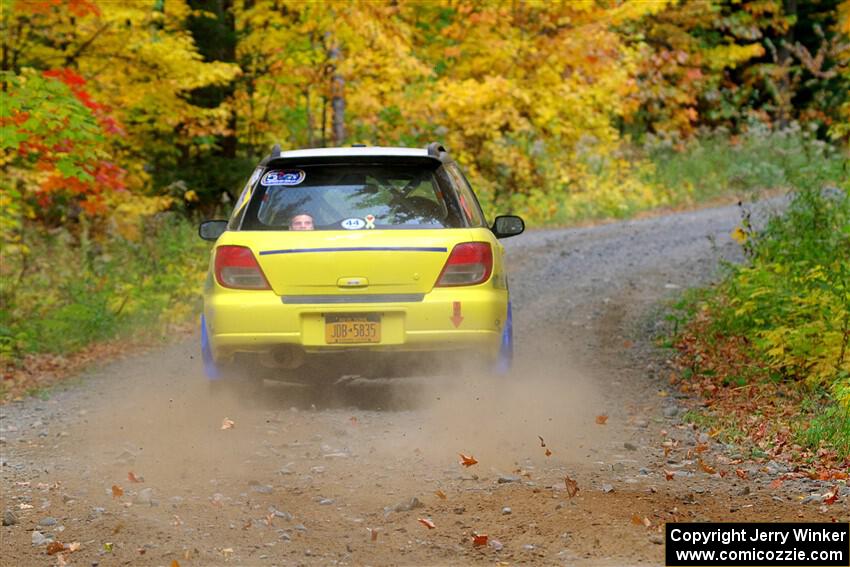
[260,345,305,369]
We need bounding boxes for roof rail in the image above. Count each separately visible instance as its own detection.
[426,142,447,157]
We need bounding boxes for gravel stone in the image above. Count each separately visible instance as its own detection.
[3,510,17,526]
[497,475,521,484]
[390,497,423,512]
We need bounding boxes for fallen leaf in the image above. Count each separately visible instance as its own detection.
[769,479,784,489]
[698,460,716,475]
[664,470,675,481]
[564,476,579,498]
[417,517,436,529]
[735,469,748,480]
[623,340,634,348]
[545,448,552,457]
[350,416,358,426]
[643,516,652,528]
[222,548,234,557]
[472,533,488,546]
[631,514,643,525]
[127,471,144,483]
[265,512,274,526]
[368,527,378,541]
[137,547,147,555]
[111,484,123,498]
[459,453,478,467]
[595,415,608,425]
[171,561,181,567]
[695,443,708,453]
[242,519,252,530]
[823,486,839,505]
[221,418,235,430]
[46,541,64,555]
[538,435,546,447]
[435,490,447,500]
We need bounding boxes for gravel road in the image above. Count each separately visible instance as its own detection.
[1,199,844,566]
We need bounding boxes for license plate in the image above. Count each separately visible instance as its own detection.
[325,314,381,344]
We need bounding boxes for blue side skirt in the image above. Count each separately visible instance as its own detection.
[494,300,513,375]
[200,314,221,380]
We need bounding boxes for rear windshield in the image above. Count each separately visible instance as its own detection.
[240,164,470,231]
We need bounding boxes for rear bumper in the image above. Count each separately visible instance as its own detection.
[204,286,507,363]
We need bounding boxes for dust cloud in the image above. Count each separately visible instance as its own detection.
[61,324,610,521]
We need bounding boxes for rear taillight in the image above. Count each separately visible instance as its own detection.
[436,242,493,287]
[214,245,271,290]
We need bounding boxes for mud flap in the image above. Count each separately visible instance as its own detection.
[200,314,221,380]
[494,300,513,375]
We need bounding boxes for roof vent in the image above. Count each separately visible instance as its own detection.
[426,142,447,157]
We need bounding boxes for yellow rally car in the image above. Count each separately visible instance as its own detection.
[199,143,524,390]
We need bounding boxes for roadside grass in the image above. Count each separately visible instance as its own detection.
[547,123,846,226]
[645,123,846,204]
[668,149,850,470]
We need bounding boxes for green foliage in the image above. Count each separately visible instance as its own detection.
[0,216,208,361]
[712,164,850,406]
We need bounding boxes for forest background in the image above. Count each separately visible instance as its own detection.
[1,1,848,461]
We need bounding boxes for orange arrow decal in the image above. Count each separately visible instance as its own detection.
[450,301,464,328]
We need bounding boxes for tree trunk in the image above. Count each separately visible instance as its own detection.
[321,95,327,147]
[329,45,345,146]
[778,0,797,128]
[305,88,314,147]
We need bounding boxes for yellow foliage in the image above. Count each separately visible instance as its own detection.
[702,43,766,70]
[731,227,748,244]
[111,195,174,241]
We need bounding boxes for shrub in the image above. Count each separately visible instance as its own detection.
[0,214,208,362]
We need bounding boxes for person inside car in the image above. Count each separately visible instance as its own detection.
[290,213,314,231]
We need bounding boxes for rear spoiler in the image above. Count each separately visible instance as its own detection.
[263,154,443,168]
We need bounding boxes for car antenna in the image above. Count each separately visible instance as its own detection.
[271,143,281,158]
